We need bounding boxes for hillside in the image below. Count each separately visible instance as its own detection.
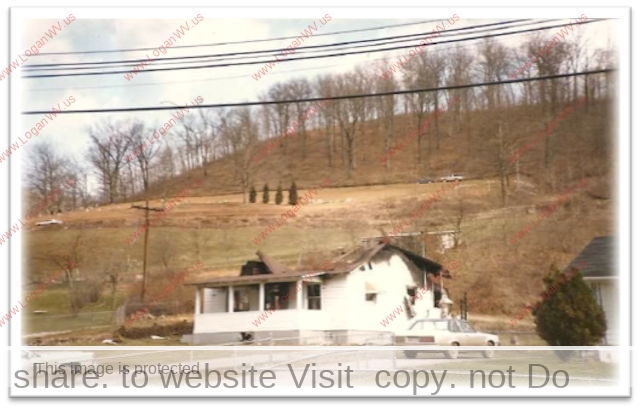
[21,96,614,335]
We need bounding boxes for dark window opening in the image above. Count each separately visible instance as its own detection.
[308,284,321,310]
[265,283,292,310]
[407,287,417,305]
[433,288,442,308]
[365,293,377,302]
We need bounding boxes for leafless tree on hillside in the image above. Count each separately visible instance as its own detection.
[87,120,133,204]
[156,146,177,183]
[315,74,338,167]
[425,52,447,150]
[287,78,313,159]
[374,62,397,170]
[221,107,258,203]
[334,71,366,175]
[528,36,571,177]
[404,52,436,165]
[26,142,69,214]
[267,83,294,155]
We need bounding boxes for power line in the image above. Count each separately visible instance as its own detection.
[25,63,343,93]
[24,36,486,93]
[21,69,614,115]
[28,19,445,57]
[22,19,607,79]
[24,19,535,70]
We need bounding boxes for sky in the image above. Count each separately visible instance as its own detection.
[17,15,615,179]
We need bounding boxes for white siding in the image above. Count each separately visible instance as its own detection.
[589,278,618,345]
[321,275,349,329]
[342,255,438,331]
[193,252,440,336]
[194,310,329,334]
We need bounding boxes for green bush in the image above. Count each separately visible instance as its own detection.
[534,266,606,356]
[275,184,283,205]
[249,185,257,203]
[262,184,269,204]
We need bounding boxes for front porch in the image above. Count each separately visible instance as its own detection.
[187,277,330,339]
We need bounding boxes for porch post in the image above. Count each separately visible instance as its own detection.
[228,285,234,313]
[195,287,202,314]
[259,283,265,310]
[296,280,303,310]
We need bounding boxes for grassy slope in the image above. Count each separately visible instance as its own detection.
[21,100,614,341]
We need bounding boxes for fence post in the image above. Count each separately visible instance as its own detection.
[269,332,273,365]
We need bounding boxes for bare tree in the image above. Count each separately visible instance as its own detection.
[374,62,397,170]
[87,120,133,203]
[404,52,436,165]
[334,71,366,175]
[26,142,69,214]
[221,107,258,202]
[527,36,570,181]
[315,74,338,167]
[288,78,313,159]
[267,83,294,155]
[198,109,219,176]
[478,39,513,204]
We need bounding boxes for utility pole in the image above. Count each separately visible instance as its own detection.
[131,201,164,300]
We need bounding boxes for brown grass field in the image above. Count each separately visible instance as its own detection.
[21,100,614,345]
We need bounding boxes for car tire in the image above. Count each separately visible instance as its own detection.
[444,342,460,359]
[404,351,418,359]
[483,341,495,358]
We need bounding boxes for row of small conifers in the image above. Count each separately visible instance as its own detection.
[248,182,300,205]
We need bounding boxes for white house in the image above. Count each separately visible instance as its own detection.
[565,236,618,346]
[183,241,453,345]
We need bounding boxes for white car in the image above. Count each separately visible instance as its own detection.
[395,318,499,359]
[36,219,63,226]
[440,174,464,182]
[21,350,97,375]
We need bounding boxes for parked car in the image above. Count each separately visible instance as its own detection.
[417,176,434,184]
[36,219,63,226]
[395,318,499,359]
[439,174,464,182]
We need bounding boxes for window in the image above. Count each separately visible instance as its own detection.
[308,284,321,310]
[407,287,417,305]
[232,284,260,312]
[265,283,292,310]
[455,320,475,333]
[409,320,449,331]
[365,293,377,302]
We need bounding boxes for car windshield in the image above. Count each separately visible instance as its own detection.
[410,320,449,331]
[456,320,476,332]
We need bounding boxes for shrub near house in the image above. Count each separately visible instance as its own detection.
[533,264,606,348]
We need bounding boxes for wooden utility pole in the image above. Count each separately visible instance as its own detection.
[131,201,164,300]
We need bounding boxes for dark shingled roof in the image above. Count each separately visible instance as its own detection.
[564,236,616,278]
[185,241,445,287]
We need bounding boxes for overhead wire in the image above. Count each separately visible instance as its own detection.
[27,19,448,57]
[22,19,607,79]
[22,69,614,115]
[23,19,538,70]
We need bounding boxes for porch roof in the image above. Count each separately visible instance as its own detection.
[184,269,337,287]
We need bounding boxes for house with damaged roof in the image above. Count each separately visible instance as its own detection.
[183,241,453,345]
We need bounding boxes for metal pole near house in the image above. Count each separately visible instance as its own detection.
[459,292,468,320]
